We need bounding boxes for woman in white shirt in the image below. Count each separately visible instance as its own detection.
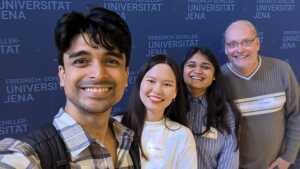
[122,54,197,169]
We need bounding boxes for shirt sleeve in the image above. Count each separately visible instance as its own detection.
[280,63,300,163]
[176,128,198,169]
[0,138,41,169]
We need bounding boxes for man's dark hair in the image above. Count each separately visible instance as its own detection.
[55,7,132,66]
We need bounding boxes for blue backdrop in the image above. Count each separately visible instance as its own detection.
[1,0,299,139]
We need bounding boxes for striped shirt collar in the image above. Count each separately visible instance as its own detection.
[52,108,134,160]
[188,94,207,105]
[226,55,262,80]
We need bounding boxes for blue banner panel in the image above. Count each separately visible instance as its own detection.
[1,0,299,140]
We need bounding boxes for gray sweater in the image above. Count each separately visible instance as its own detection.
[221,56,300,169]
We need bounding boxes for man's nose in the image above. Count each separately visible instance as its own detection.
[89,62,107,79]
[236,44,246,53]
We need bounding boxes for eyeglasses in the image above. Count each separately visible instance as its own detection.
[225,37,257,49]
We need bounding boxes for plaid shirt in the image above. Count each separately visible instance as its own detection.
[0,108,134,169]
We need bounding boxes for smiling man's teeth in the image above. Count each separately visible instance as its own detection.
[235,55,247,59]
[85,87,109,92]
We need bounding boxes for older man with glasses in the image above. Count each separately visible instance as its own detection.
[221,20,300,169]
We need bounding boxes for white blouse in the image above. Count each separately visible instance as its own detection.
[141,118,197,169]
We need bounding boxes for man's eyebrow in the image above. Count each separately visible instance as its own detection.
[65,50,91,59]
[105,51,125,60]
[64,50,125,60]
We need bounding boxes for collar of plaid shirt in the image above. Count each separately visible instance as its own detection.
[53,108,135,169]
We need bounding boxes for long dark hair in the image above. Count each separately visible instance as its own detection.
[181,47,240,142]
[122,54,188,158]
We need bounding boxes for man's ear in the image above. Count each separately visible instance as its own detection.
[125,67,129,88]
[58,65,65,87]
[256,37,261,52]
[224,44,229,56]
